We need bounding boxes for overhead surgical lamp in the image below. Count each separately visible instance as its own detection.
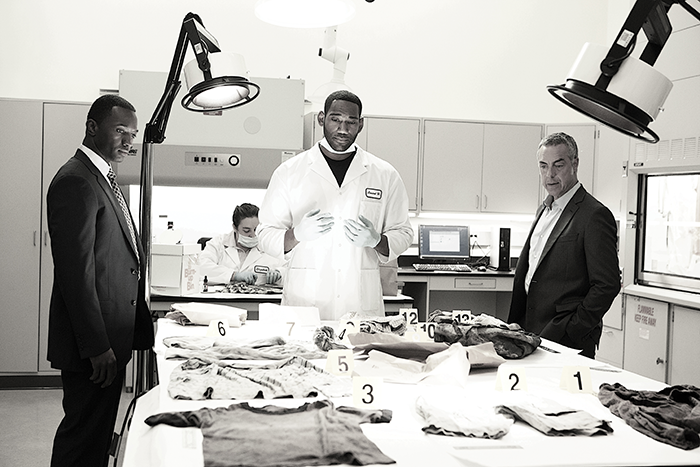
[135,13,260,394]
[308,26,352,107]
[547,0,700,143]
[255,0,355,28]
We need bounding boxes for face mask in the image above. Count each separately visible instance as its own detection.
[237,234,259,249]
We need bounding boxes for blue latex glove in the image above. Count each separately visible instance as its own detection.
[344,215,381,248]
[294,209,334,242]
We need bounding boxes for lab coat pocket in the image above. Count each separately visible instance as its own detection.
[359,268,382,313]
[359,199,382,232]
[284,268,319,307]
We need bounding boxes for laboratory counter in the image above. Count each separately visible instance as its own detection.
[122,318,700,467]
[150,291,415,320]
[397,267,515,322]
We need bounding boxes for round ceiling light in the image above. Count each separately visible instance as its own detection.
[255,0,356,28]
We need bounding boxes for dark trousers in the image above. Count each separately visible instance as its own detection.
[50,368,125,467]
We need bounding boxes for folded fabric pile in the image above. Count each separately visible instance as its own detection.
[598,382,700,450]
[168,355,352,400]
[432,313,541,359]
[224,282,282,294]
[313,326,349,351]
[162,335,328,361]
[495,396,613,436]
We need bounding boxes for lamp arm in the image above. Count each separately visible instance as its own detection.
[599,0,663,78]
[143,12,219,144]
[675,0,700,22]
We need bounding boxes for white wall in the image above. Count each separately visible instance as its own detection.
[1,0,624,124]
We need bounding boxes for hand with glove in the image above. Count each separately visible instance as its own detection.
[232,270,256,284]
[267,269,282,284]
[293,209,334,242]
[344,215,381,248]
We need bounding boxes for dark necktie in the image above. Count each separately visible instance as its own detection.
[543,195,554,210]
[107,168,140,264]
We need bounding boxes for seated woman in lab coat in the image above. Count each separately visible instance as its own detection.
[199,203,284,285]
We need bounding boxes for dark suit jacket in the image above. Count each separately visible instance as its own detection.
[46,150,154,372]
[508,186,620,355]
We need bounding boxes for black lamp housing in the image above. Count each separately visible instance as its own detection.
[547,0,700,143]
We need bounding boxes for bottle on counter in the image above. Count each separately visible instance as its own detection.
[202,275,209,293]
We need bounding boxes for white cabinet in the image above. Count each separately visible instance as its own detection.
[669,306,700,386]
[303,113,421,211]
[362,117,420,211]
[421,120,483,212]
[597,294,624,367]
[0,99,88,375]
[0,99,43,373]
[623,295,669,382]
[422,120,542,213]
[38,103,91,372]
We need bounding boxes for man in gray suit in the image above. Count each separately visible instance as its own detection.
[508,132,620,358]
[47,94,154,466]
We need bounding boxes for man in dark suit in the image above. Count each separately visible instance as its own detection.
[508,132,620,358]
[47,95,154,467]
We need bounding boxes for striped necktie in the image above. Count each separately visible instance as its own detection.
[107,168,140,264]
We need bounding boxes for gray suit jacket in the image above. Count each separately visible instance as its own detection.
[508,186,620,355]
[46,150,154,371]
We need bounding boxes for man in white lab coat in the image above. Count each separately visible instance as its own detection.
[257,90,413,320]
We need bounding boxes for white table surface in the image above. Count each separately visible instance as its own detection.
[122,319,700,467]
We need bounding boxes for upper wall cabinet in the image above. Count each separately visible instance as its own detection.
[303,114,421,211]
[422,120,542,214]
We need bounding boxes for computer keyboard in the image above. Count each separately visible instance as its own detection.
[413,263,472,272]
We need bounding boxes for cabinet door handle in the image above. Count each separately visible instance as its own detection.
[656,357,665,365]
[33,231,37,246]
[483,194,488,209]
[476,195,480,209]
[44,231,49,247]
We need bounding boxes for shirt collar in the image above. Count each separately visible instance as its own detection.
[549,181,581,210]
[80,144,111,181]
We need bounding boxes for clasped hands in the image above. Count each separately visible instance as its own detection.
[294,209,380,248]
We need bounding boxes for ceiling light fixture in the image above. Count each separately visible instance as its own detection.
[255,0,356,28]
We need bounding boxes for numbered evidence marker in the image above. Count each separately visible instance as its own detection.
[399,308,419,326]
[405,322,435,342]
[495,366,529,391]
[337,319,361,344]
[206,319,229,337]
[353,376,384,409]
[560,366,593,394]
[452,309,472,324]
[325,349,354,376]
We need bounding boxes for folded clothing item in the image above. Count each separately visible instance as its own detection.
[416,393,513,439]
[433,315,541,359]
[495,394,613,437]
[340,312,407,336]
[598,382,700,450]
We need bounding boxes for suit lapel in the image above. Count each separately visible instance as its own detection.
[538,186,586,266]
[75,150,140,262]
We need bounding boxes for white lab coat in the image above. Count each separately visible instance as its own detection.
[198,231,285,285]
[257,143,414,320]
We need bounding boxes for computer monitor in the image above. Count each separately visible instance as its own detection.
[418,225,471,262]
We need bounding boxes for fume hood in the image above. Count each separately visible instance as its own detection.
[117,70,305,188]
